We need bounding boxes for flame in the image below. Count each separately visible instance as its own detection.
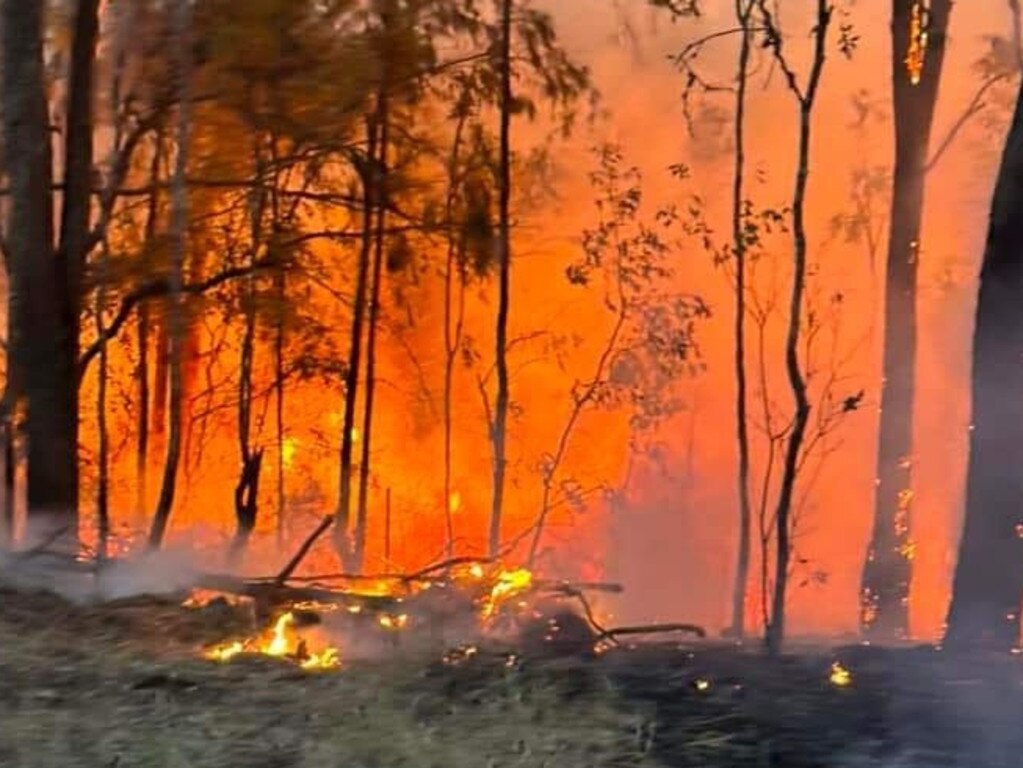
[482,567,534,619]
[204,611,340,671]
[449,491,462,514]
[281,437,298,468]
[829,661,853,687]
[905,1,928,85]
[379,613,409,630]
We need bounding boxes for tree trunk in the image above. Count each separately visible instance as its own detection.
[860,0,952,642]
[763,0,830,656]
[334,115,378,566]
[274,266,286,550]
[489,0,513,559]
[728,0,755,640]
[50,0,101,546]
[95,240,110,561]
[944,78,1023,653]
[443,103,469,562]
[136,137,162,523]
[2,0,65,546]
[354,87,390,573]
[148,0,193,549]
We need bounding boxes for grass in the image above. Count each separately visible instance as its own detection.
[0,586,654,768]
[4,583,1023,767]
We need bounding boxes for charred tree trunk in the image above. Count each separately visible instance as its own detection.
[334,116,378,566]
[53,0,101,544]
[135,138,163,522]
[274,265,286,550]
[95,240,111,560]
[489,0,513,559]
[231,134,267,565]
[443,102,470,562]
[728,0,755,640]
[353,87,390,573]
[762,0,830,656]
[944,79,1023,652]
[860,0,952,642]
[230,449,264,562]
[148,0,193,549]
[2,0,64,544]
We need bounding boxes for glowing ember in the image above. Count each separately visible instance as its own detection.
[379,613,409,630]
[204,611,340,671]
[829,661,853,687]
[904,1,928,85]
[481,568,534,619]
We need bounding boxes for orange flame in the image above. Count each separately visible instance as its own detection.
[905,1,928,85]
[204,611,340,670]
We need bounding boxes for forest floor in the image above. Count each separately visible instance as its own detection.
[1,582,1023,768]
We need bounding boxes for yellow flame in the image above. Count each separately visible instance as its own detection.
[205,641,244,662]
[449,491,462,514]
[281,437,298,468]
[694,678,711,692]
[379,613,409,630]
[829,661,853,687]
[905,1,928,85]
[204,611,340,671]
[482,568,533,619]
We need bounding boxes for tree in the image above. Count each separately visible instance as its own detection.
[2,0,66,544]
[757,0,833,655]
[944,77,1023,652]
[488,0,514,559]
[147,0,193,549]
[860,0,952,642]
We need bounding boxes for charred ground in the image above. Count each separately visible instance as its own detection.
[2,585,1023,768]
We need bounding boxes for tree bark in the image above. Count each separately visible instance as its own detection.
[860,0,952,642]
[334,116,378,566]
[489,0,513,559]
[148,0,193,549]
[762,0,830,656]
[944,78,1023,653]
[50,0,101,544]
[354,86,389,573]
[728,0,755,640]
[2,0,64,545]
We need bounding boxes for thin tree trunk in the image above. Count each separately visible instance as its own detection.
[334,115,378,566]
[443,103,470,561]
[861,0,952,642]
[230,158,265,565]
[274,266,286,550]
[762,0,830,655]
[353,82,390,573]
[95,240,110,561]
[729,0,755,640]
[489,0,513,559]
[148,0,193,549]
[944,78,1023,652]
[135,136,162,523]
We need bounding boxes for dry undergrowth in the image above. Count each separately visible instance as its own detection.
[0,585,655,768]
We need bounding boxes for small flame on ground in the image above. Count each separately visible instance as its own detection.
[830,661,853,687]
[694,678,711,693]
[482,568,534,619]
[379,613,409,630]
[204,611,340,671]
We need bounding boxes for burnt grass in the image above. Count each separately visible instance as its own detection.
[2,586,1023,768]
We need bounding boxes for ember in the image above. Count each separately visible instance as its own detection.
[829,661,853,688]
